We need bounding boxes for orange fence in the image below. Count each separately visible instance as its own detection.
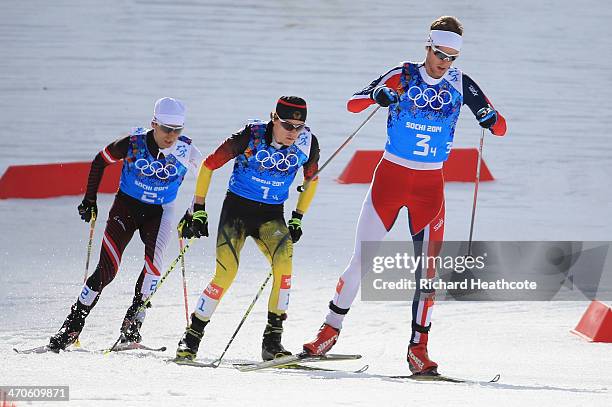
[337,148,494,184]
[0,162,122,199]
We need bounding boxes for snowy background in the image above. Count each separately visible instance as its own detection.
[1,0,611,406]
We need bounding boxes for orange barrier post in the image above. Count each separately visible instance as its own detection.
[571,300,612,342]
[0,161,121,199]
[337,148,494,184]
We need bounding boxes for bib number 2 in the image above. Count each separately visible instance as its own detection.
[141,191,158,203]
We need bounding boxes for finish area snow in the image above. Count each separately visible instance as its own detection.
[1,1,611,406]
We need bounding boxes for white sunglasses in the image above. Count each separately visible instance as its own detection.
[430,43,459,62]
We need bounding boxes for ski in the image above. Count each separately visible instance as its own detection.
[109,342,167,352]
[387,373,501,384]
[234,361,369,373]
[13,345,55,354]
[14,342,166,355]
[168,356,368,373]
[169,358,218,368]
[275,362,369,373]
[235,353,362,372]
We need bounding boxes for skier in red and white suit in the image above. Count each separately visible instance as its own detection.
[303,16,506,375]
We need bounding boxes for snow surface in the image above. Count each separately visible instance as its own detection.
[1,0,611,406]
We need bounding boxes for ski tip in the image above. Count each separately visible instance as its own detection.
[324,353,362,360]
[235,364,253,372]
[170,358,218,368]
[490,374,501,383]
[160,346,167,352]
[13,345,58,354]
[355,364,369,373]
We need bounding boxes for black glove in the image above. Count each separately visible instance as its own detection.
[178,211,194,239]
[476,107,497,129]
[371,86,399,107]
[78,199,97,223]
[191,204,209,238]
[287,211,303,243]
[179,203,209,239]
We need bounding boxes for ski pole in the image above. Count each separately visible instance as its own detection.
[104,238,195,354]
[297,105,381,192]
[75,210,97,348]
[82,211,97,283]
[178,231,190,326]
[209,270,274,368]
[467,128,486,257]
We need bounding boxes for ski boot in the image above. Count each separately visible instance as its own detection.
[407,342,438,375]
[261,312,292,361]
[407,322,438,375]
[302,323,340,356]
[176,313,209,361]
[119,295,150,343]
[48,300,94,352]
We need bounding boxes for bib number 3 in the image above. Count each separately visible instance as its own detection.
[413,134,437,157]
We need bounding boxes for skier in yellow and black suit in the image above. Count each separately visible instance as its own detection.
[176,96,320,361]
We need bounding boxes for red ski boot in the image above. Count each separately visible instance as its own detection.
[303,323,340,355]
[407,342,438,375]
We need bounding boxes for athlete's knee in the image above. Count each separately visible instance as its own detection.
[271,251,292,272]
[414,288,436,301]
[85,272,102,292]
[86,264,115,291]
[212,262,238,289]
[339,254,362,283]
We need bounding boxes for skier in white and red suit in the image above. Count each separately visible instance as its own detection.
[303,15,507,375]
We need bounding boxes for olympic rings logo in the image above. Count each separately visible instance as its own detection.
[255,150,299,171]
[407,86,452,110]
[135,158,178,179]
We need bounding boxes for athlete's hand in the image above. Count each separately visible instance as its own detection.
[191,204,209,238]
[372,86,398,107]
[178,204,209,239]
[78,199,97,223]
[177,211,194,238]
[477,107,497,129]
[288,211,303,243]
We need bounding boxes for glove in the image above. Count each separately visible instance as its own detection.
[476,107,497,129]
[179,203,209,239]
[287,211,303,243]
[78,199,98,223]
[371,86,398,107]
[177,211,194,239]
[191,204,209,238]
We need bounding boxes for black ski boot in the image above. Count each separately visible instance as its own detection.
[176,313,209,361]
[48,300,95,352]
[262,312,292,361]
[119,295,150,343]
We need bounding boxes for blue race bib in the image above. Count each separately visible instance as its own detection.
[228,121,312,204]
[386,63,463,163]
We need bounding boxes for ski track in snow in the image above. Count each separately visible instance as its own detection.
[1,1,611,406]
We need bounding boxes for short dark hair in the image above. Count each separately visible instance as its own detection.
[430,16,463,36]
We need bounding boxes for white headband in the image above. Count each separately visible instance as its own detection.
[427,30,463,51]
